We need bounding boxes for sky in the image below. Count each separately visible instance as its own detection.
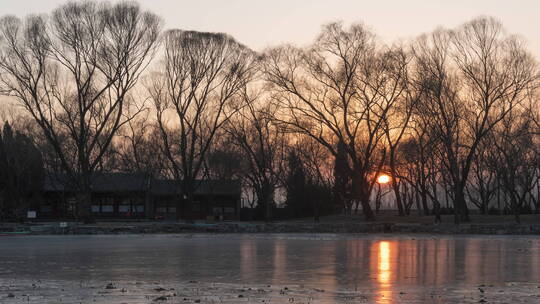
[1,0,539,57]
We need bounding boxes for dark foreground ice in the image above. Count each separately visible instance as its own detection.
[1,233,540,303]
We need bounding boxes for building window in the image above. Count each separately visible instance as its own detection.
[119,205,131,213]
[67,198,77,212]
[213,207,222,215]
[102,205,114,212]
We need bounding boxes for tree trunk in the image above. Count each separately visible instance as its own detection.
[415,189,422,216]
[359,195,375,221]
[375,185,382,214]
[433,199,441,223]
[421,190,429,216]
[78,189,93,224]
[496,181,501,213]
[454,186,470,223]
[389,158,405,216]
[176,194,182,221]
[259,182,273,222]
[512,195,521,224]
[391,178,405,216]
[351,169,374,221]
[264,194,272,222]
[314,197,320,222]
[78,173,94,224]
[177,180,196,222]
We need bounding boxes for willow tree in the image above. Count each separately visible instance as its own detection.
[0,1,162,222]
[412,18,538,223]
[489,110,538,223]
[264,22,410,220]
[148,30,257,220]
[225,90,288,221]
[381,48,419,216]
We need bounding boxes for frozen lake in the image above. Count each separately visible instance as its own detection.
[1,234,540,303]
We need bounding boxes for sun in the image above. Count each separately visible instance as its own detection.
[377,174,391,184]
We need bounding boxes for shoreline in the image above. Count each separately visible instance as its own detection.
[3,221,540,235]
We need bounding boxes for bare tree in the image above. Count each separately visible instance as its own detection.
[116,113,166,177]
[412,18,537,223]
[225,90,287,221]
[204,136,245,181]
[399,116,448,219]
[0,1,162,222]
[381,47,418,216]
[264,22,409,220]
[489,109,538,222]
[465,139,497,214]
[289,136,335,220]
[148,30,257,220]
[290,135,334,190]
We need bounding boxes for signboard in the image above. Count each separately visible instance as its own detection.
[59,222,68,228]
[27,211,37,219]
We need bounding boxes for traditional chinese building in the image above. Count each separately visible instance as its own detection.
[41,173,241,220]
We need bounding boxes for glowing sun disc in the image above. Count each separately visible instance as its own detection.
[377,174,391,184]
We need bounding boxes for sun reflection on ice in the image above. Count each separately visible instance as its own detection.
[378,241,391,283]
[376,241,393,303]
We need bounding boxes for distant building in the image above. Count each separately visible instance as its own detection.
[41,173,241,220]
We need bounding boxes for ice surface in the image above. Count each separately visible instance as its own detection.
[1,234,540,303]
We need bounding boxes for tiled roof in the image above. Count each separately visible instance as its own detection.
[44,173,240,196]
[44,173,148,193]
[151,179,241,196]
